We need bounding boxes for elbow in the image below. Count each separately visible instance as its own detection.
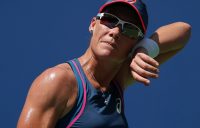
[179,22,192,38]
[177,22,192,49]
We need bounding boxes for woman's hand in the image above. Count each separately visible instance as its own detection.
[116,22,191,88]
[130,48,160,86]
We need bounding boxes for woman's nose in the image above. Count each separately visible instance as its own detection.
[109,25,122,39]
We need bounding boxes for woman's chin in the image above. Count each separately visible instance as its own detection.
[95,50,126,63]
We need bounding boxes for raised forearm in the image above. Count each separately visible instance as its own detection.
[116,22,192,87]
[150,22,191,54]
[151,22,191,64]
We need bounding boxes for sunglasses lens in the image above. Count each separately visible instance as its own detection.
[97,13,143,39]
[123,23,140,39]
[100,14,119,29]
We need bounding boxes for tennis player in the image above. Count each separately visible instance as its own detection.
[17,0,191,127]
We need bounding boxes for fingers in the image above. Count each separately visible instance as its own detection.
[134,54,159,74]
[131,71,150,86]
[136,53,159,67]
[131,61,159,78]
[130,53,160,86]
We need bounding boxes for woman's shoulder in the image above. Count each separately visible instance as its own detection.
[37,63,76,87]
[30,62,77,101]
[43,63,77,97]
[30,63,78,117]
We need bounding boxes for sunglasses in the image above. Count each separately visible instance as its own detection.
[96,13,144,39]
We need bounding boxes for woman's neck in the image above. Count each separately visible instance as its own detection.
[78,51,123,92]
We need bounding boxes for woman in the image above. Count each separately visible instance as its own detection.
[17,0,191,128]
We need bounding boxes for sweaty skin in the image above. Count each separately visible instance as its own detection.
[17,3,191,128]
[116,22,191,87]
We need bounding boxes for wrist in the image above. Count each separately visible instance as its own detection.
[135,47,148,54]
[130,38,160,58]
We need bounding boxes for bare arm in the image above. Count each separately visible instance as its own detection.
[152,22,191,64]
[116,22,191,88]
[17,66,76,128]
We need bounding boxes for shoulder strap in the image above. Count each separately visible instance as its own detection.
[66,59,87,128]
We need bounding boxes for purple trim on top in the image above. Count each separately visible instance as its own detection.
[66,60,87,128]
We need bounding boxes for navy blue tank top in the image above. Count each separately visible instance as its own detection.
[56,59,128,128]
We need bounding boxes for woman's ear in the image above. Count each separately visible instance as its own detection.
[89,17,96,33]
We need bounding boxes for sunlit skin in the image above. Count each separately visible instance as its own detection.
[87,18,137,63]
[88,5,140,64]
[119,22,191,87]
[25,108,33,123]
[78,5,144,90]
[17,3,191,128]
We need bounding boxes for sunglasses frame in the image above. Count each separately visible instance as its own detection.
[96,13,144,39]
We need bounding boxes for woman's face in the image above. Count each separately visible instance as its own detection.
[89,4,141,63]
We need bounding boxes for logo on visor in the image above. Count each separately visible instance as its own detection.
[127,0,136,3]
[109,0,136,4]
[116,0,136,4]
